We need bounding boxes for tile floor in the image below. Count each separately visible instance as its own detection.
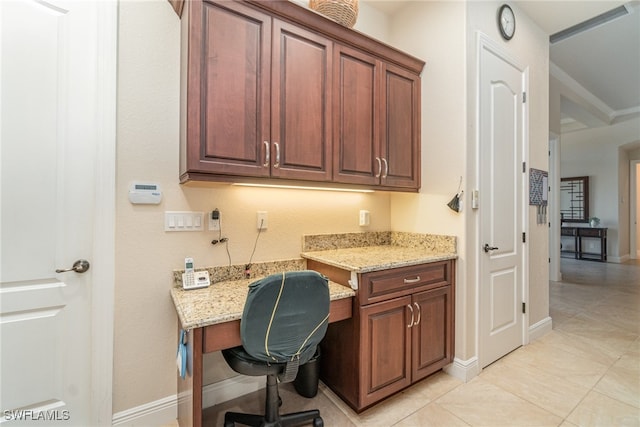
[202,258,640,426]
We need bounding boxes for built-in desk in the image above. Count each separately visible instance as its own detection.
[561,226,607,262]
[170,277,355,427]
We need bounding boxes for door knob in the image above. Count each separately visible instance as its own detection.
[483,244,499,253]
[56,259,90,274]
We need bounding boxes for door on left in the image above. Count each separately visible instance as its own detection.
[1,0,106,424]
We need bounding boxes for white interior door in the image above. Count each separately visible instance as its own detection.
[1,1,101,423]
[478,41,526,368]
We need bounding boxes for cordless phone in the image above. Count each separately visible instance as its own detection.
[182,257,210,290]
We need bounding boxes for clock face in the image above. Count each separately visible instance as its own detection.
[499,4,515,40]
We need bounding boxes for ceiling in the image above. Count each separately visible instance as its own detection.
[364,0,640,133]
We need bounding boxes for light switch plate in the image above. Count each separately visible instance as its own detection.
[165,211,204,231]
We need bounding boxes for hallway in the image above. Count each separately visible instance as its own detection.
[203,258,640,426]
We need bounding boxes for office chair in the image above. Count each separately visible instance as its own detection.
[222,270,330,427]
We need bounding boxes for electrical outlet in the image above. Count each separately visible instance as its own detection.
[359,210,370,226]
[208,209,221,231]
[257,211,268,230]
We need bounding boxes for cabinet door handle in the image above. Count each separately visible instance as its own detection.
[407,304,414,328]
[413,302,421,326]
[263,141,270,167]
[403,276,421,284]
[375,157,382,178]
[382,158,388,178]
[273,142,280,168]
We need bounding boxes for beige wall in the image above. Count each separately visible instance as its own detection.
[115,0,551,416]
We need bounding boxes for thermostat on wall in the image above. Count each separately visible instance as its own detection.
[129,182,162,205]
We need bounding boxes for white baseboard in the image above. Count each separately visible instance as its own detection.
[112,394,177,426]
[529,316,553,342]
[608,254,629,263]
[444,357,479,382]
[111,376,265,426]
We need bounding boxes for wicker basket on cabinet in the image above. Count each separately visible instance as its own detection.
[309,0,359,28]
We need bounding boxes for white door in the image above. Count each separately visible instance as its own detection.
[478,41,526,368]
[1,1,104,424]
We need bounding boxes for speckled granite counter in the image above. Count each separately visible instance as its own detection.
[301,231,457,273]
[171,276,354,330]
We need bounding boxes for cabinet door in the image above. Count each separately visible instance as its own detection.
[379,62,420,189]
[333,44,380,186]
[412,286,453,381]
[270,20,332,181]
[185,1,272,177]
[360,296,412,408]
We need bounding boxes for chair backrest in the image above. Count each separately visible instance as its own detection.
[240,270,330,366]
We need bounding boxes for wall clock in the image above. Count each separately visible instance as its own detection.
[498,4,516,40]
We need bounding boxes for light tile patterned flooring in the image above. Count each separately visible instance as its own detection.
[201,258,640,426]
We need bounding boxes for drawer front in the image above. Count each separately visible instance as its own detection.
[359,261,452,305]
[579,228,605,237]
[561,227,576,236]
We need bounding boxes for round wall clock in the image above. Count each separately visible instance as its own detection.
[498,4,516,40]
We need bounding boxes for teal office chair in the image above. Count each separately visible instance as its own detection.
[222,271,330,427]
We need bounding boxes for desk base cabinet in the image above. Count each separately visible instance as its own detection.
[312,260,455,412]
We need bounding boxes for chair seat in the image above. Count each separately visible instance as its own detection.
[222,346,285,377]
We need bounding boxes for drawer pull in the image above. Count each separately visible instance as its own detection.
[413,302,421,325]
[407,304,414,328]
[403,276,421,284]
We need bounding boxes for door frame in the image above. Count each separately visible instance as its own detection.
[474,33,529,369]
[91,1,117,424]
[549,133,561,280]
[631,159,640,259]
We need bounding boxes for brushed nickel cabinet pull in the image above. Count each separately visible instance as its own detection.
[375,157,382,178]
[273,142,280,168]
[382,158,388,178]
[263,141,270,167]
[407,304,414,328]
[403,276,421,284]
[413,302,421,325]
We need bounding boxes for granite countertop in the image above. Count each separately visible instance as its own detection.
[171,277,354,330]
[300,231,457,273]
[301,245,457,273]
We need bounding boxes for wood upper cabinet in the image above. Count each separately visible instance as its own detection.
[333,45,380,186]
[180,0,331,182]
[178,0,423,190]
[333,46,421,190]
[380,63,421,189]
[270,20,332,181]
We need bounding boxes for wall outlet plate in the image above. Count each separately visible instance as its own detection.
[359,210,370,226]
[257,211,268,230]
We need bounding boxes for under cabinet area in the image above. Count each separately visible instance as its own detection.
[176,0,424,191]
[308,259,455,412]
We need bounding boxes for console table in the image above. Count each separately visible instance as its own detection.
[561,226,607,262]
